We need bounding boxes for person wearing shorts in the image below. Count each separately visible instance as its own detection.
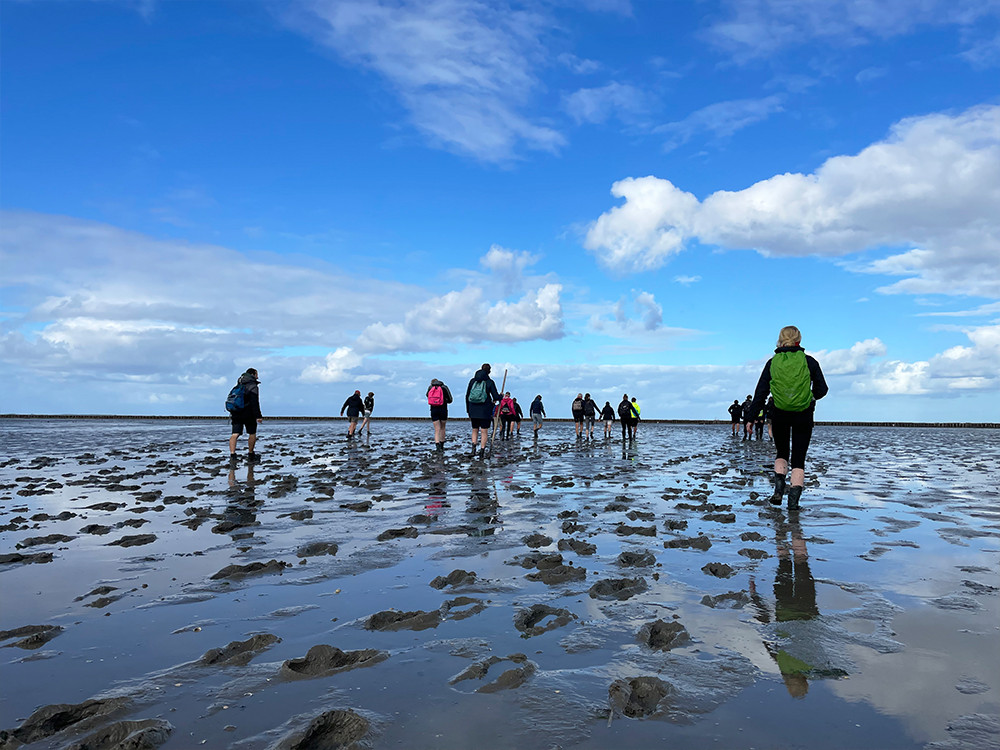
[359,392,375,434]
[426,378,453,450]
[582,393,598,439]
[728,399,742,436]
[530,395,545,435]
[466,364,500,457]
[340,389,365,439]
[571,393,585,437]
[600,401,615,438]
[228,368,262,464]
[513,398,523,434]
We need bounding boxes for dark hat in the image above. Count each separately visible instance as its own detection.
[481,363,491,373]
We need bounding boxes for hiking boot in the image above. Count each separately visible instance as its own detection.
[248,451,261,463]
[229,453,238,467]
[787,485,803,510]
[769,473,786,505]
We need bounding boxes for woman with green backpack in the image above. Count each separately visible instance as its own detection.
[466,364,500,458]
[750,326,828,510]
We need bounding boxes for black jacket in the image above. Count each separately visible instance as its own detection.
[465,369,500,420]
[341,393,364,418]
[750,346,828,417]
[234,372,262,419]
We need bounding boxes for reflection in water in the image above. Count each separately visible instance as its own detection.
[221,464,259,539]
[425,450,449,521]
[466,468,501,537]
[750,512,838,699]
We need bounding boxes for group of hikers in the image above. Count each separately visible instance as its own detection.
[226,326,827,510]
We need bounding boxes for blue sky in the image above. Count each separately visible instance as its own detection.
[2,0,998,420]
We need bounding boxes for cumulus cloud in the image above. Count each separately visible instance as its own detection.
[480,245,539,296]
[655,95,783,151]
[300,347,364,383]
[705,0,1000,62]
[584,105,1000,296]
[285,0,564,161]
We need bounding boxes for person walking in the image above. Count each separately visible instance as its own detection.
[728,399,742,436]
[499,392,516,439]
[617,394,633,440]
[571,393,585,437]
[600,400,616,438]
[359,391,375,435]
[426,378,453,450]
[227,368,263,465]
[340,389,365,439]
[630,397,641,437]
[582,393,599,439]
[750,326,828,510]
[741,394,754,440]
[513,397,524,435]
[466,364,500,458]
[530,395,546,436]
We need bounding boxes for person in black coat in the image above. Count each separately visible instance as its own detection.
[341,389,365,439]
[465,364,500,458]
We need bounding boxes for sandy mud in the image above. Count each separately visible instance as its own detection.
[1,418,998,749]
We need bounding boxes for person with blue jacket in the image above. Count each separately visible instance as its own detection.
[750,326,828,510]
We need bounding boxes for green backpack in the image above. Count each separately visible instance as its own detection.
[468,379,489,404]
[770,350,812,412]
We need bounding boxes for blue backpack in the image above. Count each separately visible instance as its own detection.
[225,383,246,413]
[468,379,489,404]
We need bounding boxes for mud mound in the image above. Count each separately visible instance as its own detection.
[616,524,656,537]
[429,569,477,589]
[513,604,577,636]
[376,527,418,541]
[15,534,75,549]
[526,564,587,585]
[64,718,173,750]
[295,542,338,558]
[210,559,288,580]
[107,534,157,548]
[281,644,387,678]
[701,591,750,609]
[0,552,53,566]
[608,676,675,718]
[639,619,690,651]
[589,577,648,600]
[617,550,655,567]
[701,562,736,578]
[2,697,130,745]
[558,538,596,555]
[365,609,441,631]
[664,535,711,551]
[522,533,553,548]
[201,634,281,666]
[0,624,63,650]
[450,653,536,693]
[273,708,369,750]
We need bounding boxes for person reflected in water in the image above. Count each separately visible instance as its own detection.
[749,513,823,699]
[222,463,259,539]
[466,467,500,536]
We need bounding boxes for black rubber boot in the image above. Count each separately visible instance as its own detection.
[787,485,803,510]
[769,473,786,505]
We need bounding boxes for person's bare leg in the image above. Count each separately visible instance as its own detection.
[774,458,788,476]
[229,434,238,453]
[248,434,257,452]
[790,468,805,487]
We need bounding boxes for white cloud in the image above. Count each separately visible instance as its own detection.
[480,245,539,295]
[634,291,662,330]
[705,0,1000,62]
[563,82,648,125]
[286,0,564,161]
[674,275,701,285]
[585,105,1000,296]
[655,95,783,150]
[300,347,364,383]
[815,338,888,376]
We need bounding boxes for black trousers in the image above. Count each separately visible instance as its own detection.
[771,406,814,471]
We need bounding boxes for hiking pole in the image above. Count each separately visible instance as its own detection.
[488,368,507,456]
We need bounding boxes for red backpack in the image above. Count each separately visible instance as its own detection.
[428,385,445,405]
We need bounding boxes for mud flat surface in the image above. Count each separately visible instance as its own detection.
[1,418,998,749]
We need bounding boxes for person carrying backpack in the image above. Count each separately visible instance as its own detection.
[227,368,262,465]
[466,363,500,458]
[582,393,598,439]
[571,393,585,437]
[617,394,632,440]
[512,397,524,435]
[499,392,516,439]
[750,326,828,510]
[426,378,453,450]
[741,394,754,440]
[359,391,375,435]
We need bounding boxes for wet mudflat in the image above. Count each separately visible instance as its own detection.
[1,418,998,750]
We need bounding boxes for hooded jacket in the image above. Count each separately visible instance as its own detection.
[465,368,500,421]
[427,379,454,406]
[341,392,365,418]
[235,372,262,419]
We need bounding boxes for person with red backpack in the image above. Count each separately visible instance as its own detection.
[498,392,516,439]
[426,378,454,450]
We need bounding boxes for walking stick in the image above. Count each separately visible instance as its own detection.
[488,368,508,456]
